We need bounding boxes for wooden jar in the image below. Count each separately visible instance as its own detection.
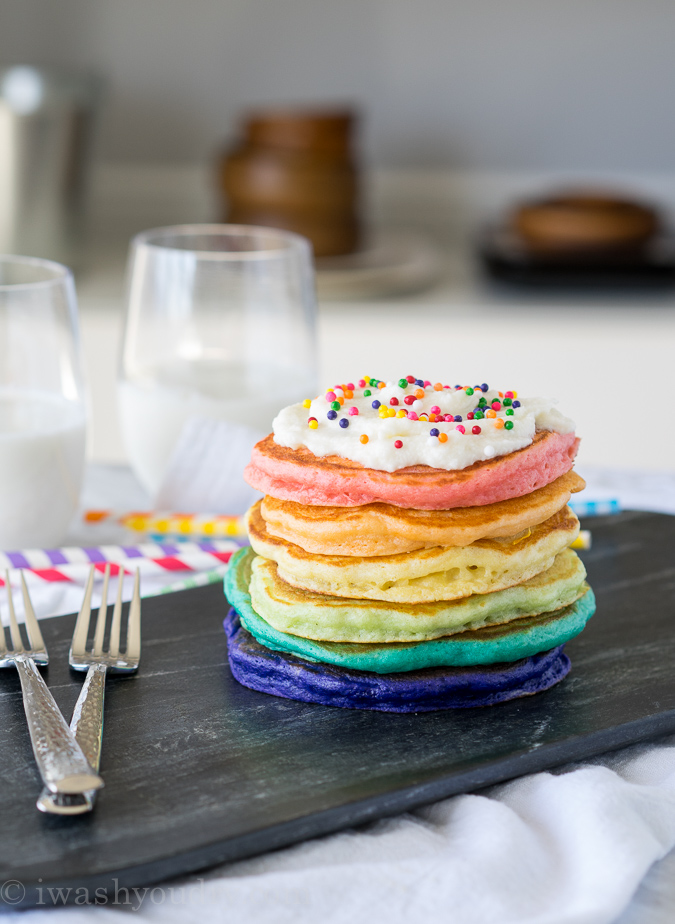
[219,109,360,257]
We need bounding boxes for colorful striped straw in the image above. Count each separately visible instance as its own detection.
[0,539,243,588]
[568,499,621,518]
[84,510,247,539]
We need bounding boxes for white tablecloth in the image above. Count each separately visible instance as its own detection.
[14,464,675,924]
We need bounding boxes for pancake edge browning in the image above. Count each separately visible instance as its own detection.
[248,547,589,642]
[260,470,586,556]
[244,429,580,509]
[238,598,592,673]
[246,502,581,603]
[223,547,597,669]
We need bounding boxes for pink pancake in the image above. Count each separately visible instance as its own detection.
[244,430,580,510]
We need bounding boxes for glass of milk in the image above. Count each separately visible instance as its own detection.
[0,256,86,548]
[118,224,317,498]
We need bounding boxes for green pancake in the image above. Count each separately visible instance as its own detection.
[244,546,588,643]
[224,548,596,671]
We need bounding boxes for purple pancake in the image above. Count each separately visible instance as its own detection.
[224,608,571,712]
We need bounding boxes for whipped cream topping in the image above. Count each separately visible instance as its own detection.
[272,378,575,473]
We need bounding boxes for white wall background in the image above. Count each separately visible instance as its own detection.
[1,0,674,170]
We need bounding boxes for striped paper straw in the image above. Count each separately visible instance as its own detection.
[0,539,243,586]
[570,530,592,550]
[568,499,621,517]
[84,509,247,539]
[153,565,231,596]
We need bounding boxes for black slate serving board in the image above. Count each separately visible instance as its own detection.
[478,226,675,289]
[2,511,675,909]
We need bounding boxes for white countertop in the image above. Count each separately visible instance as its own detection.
[78,247,675,475]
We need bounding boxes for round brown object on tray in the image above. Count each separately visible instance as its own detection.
[220,108,360,257]
[512,191,659,252]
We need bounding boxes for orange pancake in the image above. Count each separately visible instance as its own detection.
[260,470,586,556]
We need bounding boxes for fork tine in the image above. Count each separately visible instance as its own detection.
[5,571,24,652]
[109,568,124,659]
[20,571,45,653]
[126,569,141,660]
[92,564,110,656]
[71,565,95,657]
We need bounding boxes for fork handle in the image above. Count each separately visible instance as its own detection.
[69,663,107,770]
[37,664,107,815]
[14,656,104,796]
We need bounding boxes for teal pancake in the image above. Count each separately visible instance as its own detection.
[224,547,596,672]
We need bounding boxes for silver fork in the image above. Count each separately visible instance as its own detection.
[37,563,141,815]
[0,571,103,796]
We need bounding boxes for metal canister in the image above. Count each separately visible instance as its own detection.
[0,67,102,264]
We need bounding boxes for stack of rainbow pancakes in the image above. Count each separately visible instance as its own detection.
[224,375,596,712]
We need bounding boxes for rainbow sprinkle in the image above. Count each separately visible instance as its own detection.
[305,377,521,444]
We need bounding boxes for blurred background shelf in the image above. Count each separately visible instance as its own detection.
[74,163,675,473]
[4,0,675,477]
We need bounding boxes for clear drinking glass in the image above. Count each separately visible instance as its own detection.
[118,224,317,497]
[0,256,87,548]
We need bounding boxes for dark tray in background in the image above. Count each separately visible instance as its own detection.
[1,511,675,909]
[479,226,675,289]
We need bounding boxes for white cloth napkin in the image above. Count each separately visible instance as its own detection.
[136,741,675,924]
[14,464,675,923]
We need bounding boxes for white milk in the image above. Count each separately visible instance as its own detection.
[0,390,86,549]
[118,360,315,496]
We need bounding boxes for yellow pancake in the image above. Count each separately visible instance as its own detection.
[249,547,588,642]
[246,502,580,604]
